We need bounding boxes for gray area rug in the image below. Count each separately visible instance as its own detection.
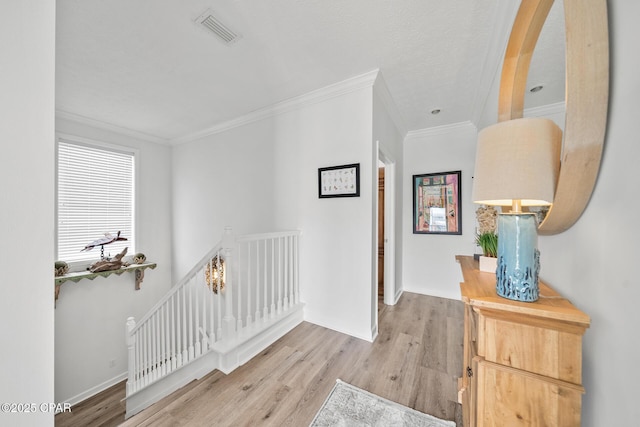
[310,380,456,427]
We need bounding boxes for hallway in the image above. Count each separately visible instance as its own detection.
[56,292,464,426]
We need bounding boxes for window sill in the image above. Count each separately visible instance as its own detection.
[54,262,157,305]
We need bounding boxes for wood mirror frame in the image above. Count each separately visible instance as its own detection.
[498,0,609,235]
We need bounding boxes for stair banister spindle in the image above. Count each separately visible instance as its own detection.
[163,300,168,373]
[158,310,163,377]
[293,235,298,302]
[146,323,151,384]
[255,240,260,324]
[152,314,157,381]
[188,279,194,360]
[284,235,290,310]
[147,321,151,382]
[237,242,243,332]
[263,239,268,321]
[160,304,166,376]
[149,315,154,381]
[193,278,198,357]
[138,323,143,385]
[270,238,276,319]
[246,241,252,327]
[135,329,141,389]
[157,308,161,377]
[142,325,147,386]
[278,237,283,314]
[181,287,188,362]
[170,295,176,370]
[200,269,207,351]
[147,322,152,382]
[222,227,236,339]
[126,317,136,394]
[150,314,155,382]
[156,313,161,378]
[294,235,300,304]
[176,289,182,367]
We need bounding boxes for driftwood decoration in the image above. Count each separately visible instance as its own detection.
[88,247,129,273]
[81,231,128,252]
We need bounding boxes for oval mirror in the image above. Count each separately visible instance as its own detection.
[497,0,609,235]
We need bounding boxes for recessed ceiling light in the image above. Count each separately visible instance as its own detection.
[529,85,544,93]
[431,109,441,115]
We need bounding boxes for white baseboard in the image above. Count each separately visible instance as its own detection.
[303,314,374,343]
[63,372,128,407]
[392,288,403,305]
[125,351,219,419]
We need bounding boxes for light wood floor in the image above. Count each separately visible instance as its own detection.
[55,292,464,427]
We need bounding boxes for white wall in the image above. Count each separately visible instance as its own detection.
[296,89,375,341]
[0,2,55,426]
[171,119,278,281]
[537,3,640,424]
[172,79,378,341]
[402,124,478,300]
[54,118,174,405]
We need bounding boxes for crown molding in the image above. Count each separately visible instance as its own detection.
[523,101,565,118]
[55,110,170,145]
[405,100,565,143]
[404,120,477,142]
[171,69,380,145]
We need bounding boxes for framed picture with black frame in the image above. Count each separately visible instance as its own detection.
[318,163,360,198]
[412,170,462,234]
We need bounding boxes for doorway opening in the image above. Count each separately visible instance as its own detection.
[377,150,396,308]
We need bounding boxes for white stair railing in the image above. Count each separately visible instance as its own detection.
[234,231,300,333]
[125,228,301,397]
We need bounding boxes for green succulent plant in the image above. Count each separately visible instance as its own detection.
[475,232,498,258]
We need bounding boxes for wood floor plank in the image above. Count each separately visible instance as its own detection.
[373,332,423,408]
[56,292,464,427]
[446,315,465,377]
[412,365,459,421]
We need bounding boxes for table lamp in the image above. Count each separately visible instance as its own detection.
[472,117,561,302]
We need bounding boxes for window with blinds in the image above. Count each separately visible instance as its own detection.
[57,139,135,263]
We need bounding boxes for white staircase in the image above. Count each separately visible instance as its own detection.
[124,228,304,418]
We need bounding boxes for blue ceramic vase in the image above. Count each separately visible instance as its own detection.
[496,213,540,302]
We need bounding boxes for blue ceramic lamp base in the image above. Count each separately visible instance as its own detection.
[496,213,540,302]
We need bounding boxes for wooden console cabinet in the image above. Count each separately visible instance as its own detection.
[456,255,590,426]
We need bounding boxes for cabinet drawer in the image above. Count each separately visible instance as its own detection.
[479,311,583,383]
[476,360,583,427]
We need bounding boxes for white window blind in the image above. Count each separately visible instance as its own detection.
[57,139,135,263]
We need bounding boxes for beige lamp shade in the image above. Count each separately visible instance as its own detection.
[472,117,562,208]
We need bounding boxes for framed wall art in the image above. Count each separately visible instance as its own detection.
[318,163,360,198]
[412,170,462,234]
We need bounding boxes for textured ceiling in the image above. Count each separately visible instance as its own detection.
[55,0,565,143]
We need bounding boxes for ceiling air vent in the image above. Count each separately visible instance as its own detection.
[195,9,241,45]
